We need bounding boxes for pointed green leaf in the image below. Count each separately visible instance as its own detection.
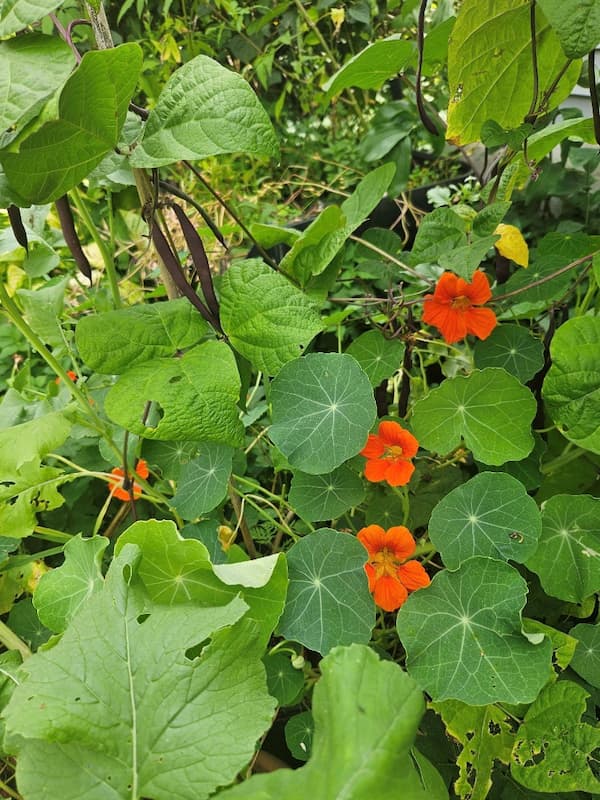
[220,644,447,800]
[170,443,233,519]
[1,44,143,203]
[542,316,600,454]
[474,325,544,383]
[16,278,69,348]
[569,622,600,688]
[270,353,376,474]
[526,494,600,603]
[411,368,536,465]
[0,0,63,35]
[323,37,414,95]
[429,472,541,569]
[0,412,70,472]
[446,0,580,145]
[438,236,498,279]
[130,55,278,167]
[4,546,276,800]
[346,330,404,387]
[219,259,322,374]
[511,681,600,794]
[277,528,374,655]
[409,207,466,266]
[0,464,74,540]
[33,535,108,634]
[288,466,365,522]
[537,0,600,58]
[397,557,553,704]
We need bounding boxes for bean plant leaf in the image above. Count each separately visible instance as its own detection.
[33,535,108,634]
[1,44,143,203]
[76,298,209,374]
[104,340,244,445]
[431,700,514,800]
[437,236,499,280]
[409,207,466,266]
[411,368,536,465]
[323,36,414,95]
[115,520,287,646]
[345,330,404,387]
[220,643,447,800]
[277,528,375,655]
[0,411,70,472]
[537,0,600,58]
[171,443,234,519]
[569,622,600,688]
[219,259,322,374]
[270,353,376,474]
[0,0,63,35]
[396,557,553,704]
[288,466,365,522]
[3,545,276,800]
[511,681,600,794]
[446,0,580,145]
[473,325,544,383]
[0,34,75,143]
[542,316,600,454]
[0,463,74,540]
[130,54,278,167]
[526,494,600,603]
[428,472,542,569]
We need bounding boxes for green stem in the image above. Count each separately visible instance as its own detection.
[414,540,437,558]
[541,446,586,475]
[0,619,31,660]
[33,526,74,544]
[70,187,121,308]
[0,775,22,800]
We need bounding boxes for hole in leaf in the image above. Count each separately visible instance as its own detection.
[168,375,182,384]
[137,613,150,625]
[185,638,210,661]
[144,401,164,430]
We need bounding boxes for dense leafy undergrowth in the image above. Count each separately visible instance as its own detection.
[0,0,599,798]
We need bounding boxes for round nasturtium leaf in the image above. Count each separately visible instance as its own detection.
[284,711,314,762]
[473,325,544,383]
[396,557,553,705]
[269,353,376,475]
[411,368,536,465]
[171,443,234,520]
[542,316,600,454]
[288,466,365,522]
[526,494,600,603]
[262,653,305,706]
[277,528,375,655]
[428,472,541,569]
[345,330,405,387]
[569,623,600,688]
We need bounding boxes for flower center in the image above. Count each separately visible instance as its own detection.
[451,294,471,311]
[385,444,404,459]
[370,547,404,580]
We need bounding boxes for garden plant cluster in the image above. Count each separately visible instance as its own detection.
[0,0,599,798]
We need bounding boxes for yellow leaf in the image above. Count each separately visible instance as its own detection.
[494,224,529,267]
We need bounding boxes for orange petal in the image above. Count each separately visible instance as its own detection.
[377,422,418,457]
[357,525,388,558]
[398,560,431,591]
[384,459,415,486]
[422,296,452,327]
[398,429,419,459]
[364,458,393,483]
[433,272,461,303]
[465,307,497,340]
[135,459,149,479]
[385,526,416,561]
[373,575,408,611]
[465,270,492,305]
[363,562,377,592]
[423,299,469,343]
[360,433,385,459]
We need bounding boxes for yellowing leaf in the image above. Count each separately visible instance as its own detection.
[494,224,529,267]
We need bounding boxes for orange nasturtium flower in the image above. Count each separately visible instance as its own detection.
[55,370,77,384]
[422,270,497,345]
[358,524,430,611]
[360,420,418,487]
[108,459,149,501]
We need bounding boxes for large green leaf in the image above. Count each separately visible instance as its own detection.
[411,368,536,465]
[277,528,375,655]
[270,353,376,474]
[446,0,580,145]
[104,340,244,444]
[542,316,600,454]
[429,472,541,569]
[76,298,209,374]
[1,44,142,203]
[220,644,448,800]
[0,34,74,144]
[130,55,278,167]
[219,259,322,374]
[170,443,233,520]
[0,411,70,472]
[537,0,600,58]
[397,557,553,704]
[115,520,287,646]
[569,622,600,688]
[33,535,108,634]
[409,207,466,266]
[345,330,405,387]
[3,545,276,800]
[0,464,73,539]
[0,0,63,35]
[527,118,597,162]
[431,700,514,800]
[288,466,365,522]
[473,325,544,383]
[511,681,600,794]
[323,36,414,95]
[526,494,600,603]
